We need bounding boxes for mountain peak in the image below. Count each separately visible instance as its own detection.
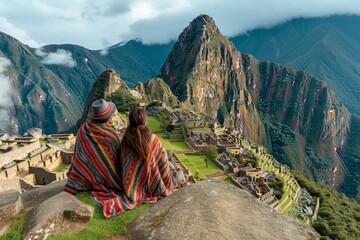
[191,14,216,28]
[181,14,220,43]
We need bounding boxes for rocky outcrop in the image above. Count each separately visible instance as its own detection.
[0,190,23,234]
[22,191,94,240]
[134,78,179,106]
[0,180,94,238]
[127,180,319,240]
[80,68,128,124]
[21,180,66,210]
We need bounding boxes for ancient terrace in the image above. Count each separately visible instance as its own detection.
[144,105,316,223]
[0,128,75,192]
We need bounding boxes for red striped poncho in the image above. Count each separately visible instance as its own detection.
[64,122,129,217]
[65,123,172,217]
[120,134,173,208]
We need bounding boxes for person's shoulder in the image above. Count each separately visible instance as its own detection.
[151,133,158,141]
[151,133,163,145]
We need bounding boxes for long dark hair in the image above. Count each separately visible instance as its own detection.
[121,107,152,160]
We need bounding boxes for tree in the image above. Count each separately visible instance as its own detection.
[202,145,218,161]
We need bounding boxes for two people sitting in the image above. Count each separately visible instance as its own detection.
[64,99,173,218]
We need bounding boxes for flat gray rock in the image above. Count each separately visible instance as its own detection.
[0,190,23,234]
[21,180,66,210]
[22,191,94,240]
[127,180,319,240]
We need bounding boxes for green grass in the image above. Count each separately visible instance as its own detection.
[167,141,192,151]
[0,213,26,240]
[223,177,237,187]
[146,116,163,132]
[48,194,151,240]
[54,163,70,173]
[177,154,222,180]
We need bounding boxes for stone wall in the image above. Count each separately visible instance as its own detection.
[5,165,18,178]
[44,156,62,172]
[17,161,29,173]
[60,151,73,164]
[0,178,21,192]
[0,141,41,168]
[40,147,57,160]
[55,171,67,182]
[29,166,57,185]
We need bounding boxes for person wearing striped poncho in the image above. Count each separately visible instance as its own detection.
[119,107,173,209]
[65,100,173,217]
[65,99,128,217]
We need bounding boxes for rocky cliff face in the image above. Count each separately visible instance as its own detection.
[159,15,352,189]
[159,15,263,143]
[245,57,351,186]
[80,69,126,122]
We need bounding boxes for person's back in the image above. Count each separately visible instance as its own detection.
[64,99,125,217]
[120,107,173,204]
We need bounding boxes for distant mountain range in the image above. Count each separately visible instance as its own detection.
[231,15,360,116]
[0,14,359,200]
[0,33,172,134]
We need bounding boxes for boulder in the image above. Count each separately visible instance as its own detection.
[22,191,94,240]
[0,190,23,235]
[127,180,319,240]
[21,180,66,210]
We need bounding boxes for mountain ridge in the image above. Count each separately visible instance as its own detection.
[158,14,356,198]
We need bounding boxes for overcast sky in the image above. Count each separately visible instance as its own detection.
[0,0,360,50]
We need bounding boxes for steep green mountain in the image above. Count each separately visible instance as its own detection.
[101,40,174,87]
[134,78,179,106]
[0,33,172,134]
[160,14,263,143]
[80,69,179,126]
[231,15,360,116]
[80,69,132,124]
[340,115,360,200]
[159,14,356,198]
[0,32,87,134]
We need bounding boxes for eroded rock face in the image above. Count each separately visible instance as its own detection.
[21,180,66,210]
[127,180,319,240]
[0,190,23,235]
[22,191,94,240]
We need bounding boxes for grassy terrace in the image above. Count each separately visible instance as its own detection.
[147,117,192,152]
[54,163,70,173]
[146,116,163,132]
[177,154,222,180]
[255,150,300,212]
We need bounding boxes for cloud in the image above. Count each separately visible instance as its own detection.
[124,0,360,44]
[0,17,41,47]
[0,56,11,128]
[103,0,132,16]
[35,48,77,68]
[1,1,360,49]
[99,48,109,56]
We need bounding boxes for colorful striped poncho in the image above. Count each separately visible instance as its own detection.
[120,134,173,208]
[64,122,127,217]
[65,123,173,218]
